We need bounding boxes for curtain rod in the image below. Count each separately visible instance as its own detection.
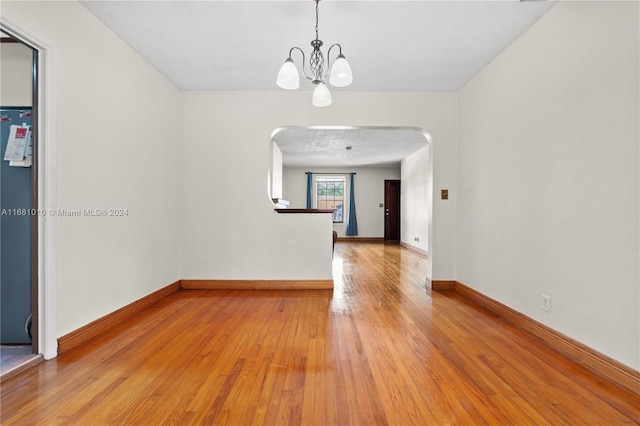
[305,172,356,175]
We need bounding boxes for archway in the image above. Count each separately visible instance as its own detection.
[270,125,433,278]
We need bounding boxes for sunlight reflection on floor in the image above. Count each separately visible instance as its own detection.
[330,249,348,313]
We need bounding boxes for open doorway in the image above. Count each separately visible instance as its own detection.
[0,29,41,378]
[272,125,431,254]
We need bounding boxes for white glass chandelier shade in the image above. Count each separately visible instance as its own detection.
[276,58,300,90]
[312,82,332,107]
[329,54,353,88]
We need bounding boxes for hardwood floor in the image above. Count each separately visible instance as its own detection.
[1,242,638,425]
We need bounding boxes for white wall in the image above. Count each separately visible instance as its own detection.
[2,1,182,338]
[283,166,401,238]
[181,91,457,280]
[0,41,32,106]
[401,145,432,255]
[457,1,639,369]
[271,142,283,199]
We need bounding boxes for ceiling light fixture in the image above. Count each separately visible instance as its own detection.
[276,0,353,107]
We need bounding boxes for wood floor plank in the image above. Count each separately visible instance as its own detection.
[1,242,639,425]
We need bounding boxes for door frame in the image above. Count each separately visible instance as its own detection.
[1,19,58,359]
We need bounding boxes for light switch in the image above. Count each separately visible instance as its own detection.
[379,203,384,208]
[441,189,449,200]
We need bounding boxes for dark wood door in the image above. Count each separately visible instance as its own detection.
[384,180,401,241]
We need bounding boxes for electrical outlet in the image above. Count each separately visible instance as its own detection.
[542,295,551,312]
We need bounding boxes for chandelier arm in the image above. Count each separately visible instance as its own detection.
[289,46,313,81]
[324,43,343,79]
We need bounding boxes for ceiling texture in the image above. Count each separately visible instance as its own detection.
[273,126,430,168]
[81,0,555,167]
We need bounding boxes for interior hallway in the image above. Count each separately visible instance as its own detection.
[1,242,638,424]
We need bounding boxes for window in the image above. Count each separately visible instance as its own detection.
[316,176,345,223]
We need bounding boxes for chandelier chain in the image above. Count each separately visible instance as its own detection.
[315,0,319,41]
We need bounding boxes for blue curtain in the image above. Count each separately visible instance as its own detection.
[306,172,313,209]
[346,173,358,236]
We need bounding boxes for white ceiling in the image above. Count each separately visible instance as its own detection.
[81,0,554,92]
[80,0,555,167]
[274,126,429,168]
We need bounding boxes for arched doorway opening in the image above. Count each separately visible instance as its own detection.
[269,126,433,278]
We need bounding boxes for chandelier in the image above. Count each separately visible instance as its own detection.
[276,0,353,107]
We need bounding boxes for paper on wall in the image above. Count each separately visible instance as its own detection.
[9,130,33,167]
[4,125,31,162]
